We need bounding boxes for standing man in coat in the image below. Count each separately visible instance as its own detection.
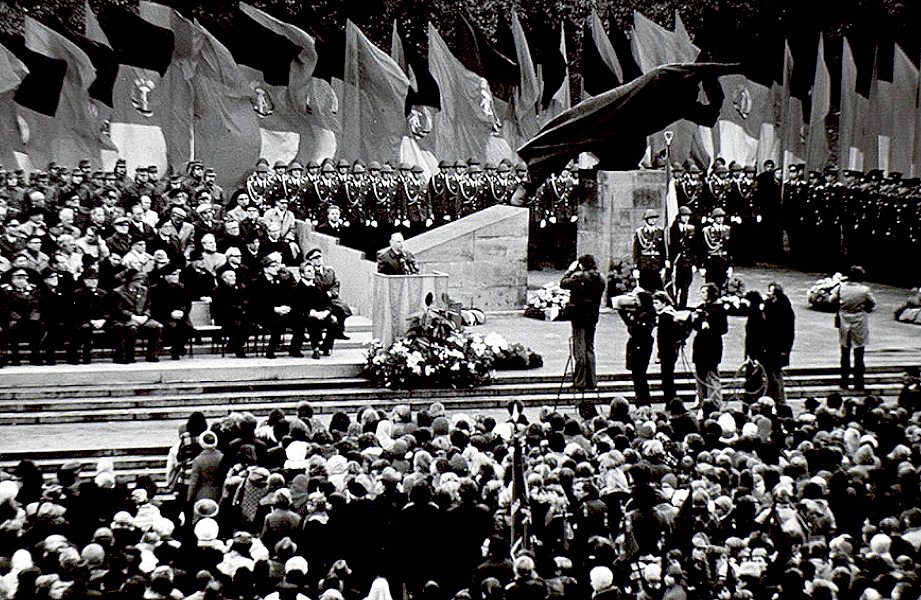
[833,265,875,390]
[692,282,728,405]
[560,255,606,390]
[186,430,223,525]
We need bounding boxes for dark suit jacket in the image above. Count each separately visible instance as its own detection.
[377,248,419,275]
[186,446,223,503]
[109,284,152,323]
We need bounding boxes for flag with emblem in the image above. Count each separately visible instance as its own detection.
[0,43,28,169]
[108,1,192,177]
[424,23,497,163]
[190,18,261,191]
[15,17,112,170]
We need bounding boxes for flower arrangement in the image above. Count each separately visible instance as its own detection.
[807,273,843,312]
[524,284,570,321]
[719,276,747,315]
[364,295,542,389]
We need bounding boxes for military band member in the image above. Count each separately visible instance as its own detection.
[401,164,431,235]
[633,209,667,292]
[338,162,368,228]
[428,160,455,223]
[303,163,338,224]
[677,163,705,217]
[669,205,697,308]
[701,207,732,292]
[265,161,304,214]
[459,164,482,217]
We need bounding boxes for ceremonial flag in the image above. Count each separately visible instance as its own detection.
[805,34,830,171]
[340,20,409,163]
[391,20,408,79]
[914,50,921,177]
[509,433,531,555]
[425,23,496,162]
[537,23,570,126]
[581,10,622,96]
[391,20,440,114]
[890,45,917,175]
[17,17,111,169]
[863,46,893,171]
[779,41,805,175]
[453,14,517,104]
[0,43,28,169]
[109,1,192,176]
[839,37,858,171]
[48,12,117,109]
[86,1,172,75]
[511,11,539,124]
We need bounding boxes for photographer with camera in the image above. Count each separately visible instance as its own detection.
[692,282,728,405]
[560,254,605,390]
[652,291,692,402]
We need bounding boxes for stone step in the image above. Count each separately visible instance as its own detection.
[0,371,902,414]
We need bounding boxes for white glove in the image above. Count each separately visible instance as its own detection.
[632,269,640,280]
[549,216,557,224]
[756,215,763,223]
[540,219,546,228]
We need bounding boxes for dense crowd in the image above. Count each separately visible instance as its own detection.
[4,382,921,600]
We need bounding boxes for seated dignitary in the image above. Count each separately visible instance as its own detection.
[108,270,163,363]
[150,264,193,361]
[307,247,351,340]
[291,261,337,359]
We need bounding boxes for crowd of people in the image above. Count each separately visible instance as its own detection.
[4,380,921,600]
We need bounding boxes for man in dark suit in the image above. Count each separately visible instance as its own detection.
[150,264,192,360]
[377,232,419,275]
[108,270,163,363]
[247,256,298,358]
[307,247,352,340]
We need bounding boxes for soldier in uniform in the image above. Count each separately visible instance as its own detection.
[427,160,455,224]
[198,168,225,208]
[458,164,482,218]
[366,163,397,256]
[265,161,303,214]
[677,163,706,218]
[338,162,368,231]
[700,207,732,292]
[705,163,731,216]
[246,158,273,208]
[782,163,807,256]
[668,205,697,308]
[487,163,515,207]
[400,164,431,236]
[271,160,287,182]
[301,163,337,224]
[2,266,44,365]
[632,209,667,292]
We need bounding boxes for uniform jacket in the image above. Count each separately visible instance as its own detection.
[634,225,666,270]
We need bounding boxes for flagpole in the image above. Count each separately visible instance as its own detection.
[664,130,675,299]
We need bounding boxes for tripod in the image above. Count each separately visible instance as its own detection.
[556,334,602,406]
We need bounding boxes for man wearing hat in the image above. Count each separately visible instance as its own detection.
[247,158,273,206]
[677,163,705,216]
[197,167,224,207]
[265,161,303,210]
[108,270,163,363]
[151,264,192,361]
[669,205,697,308]
[2,265,44,365]
[308,247,352,341]
[192,193,222,242]
[124,166,155,206]
[459,163,482,217]
[37,268,77,365]
[158,206,195,257]
[248,255,297,358]
[106,216,134,257]
[428,160,457,223]
[365,162,395,251]
[700,207,732,291]
[832,265,875,390]
[633,209,667,292]
[73,267,109,363]
[182,160,205,193]
[121,234,155,274]
[399,164,431,235]
[334,163,366,242]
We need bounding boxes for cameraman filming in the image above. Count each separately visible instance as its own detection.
[560,254,605,390]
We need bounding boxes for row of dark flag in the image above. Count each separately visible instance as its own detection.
[1,4,920,192]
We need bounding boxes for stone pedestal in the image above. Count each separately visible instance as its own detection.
[576,170,667,279]
[403,205,529,310]
[372,272,450,346]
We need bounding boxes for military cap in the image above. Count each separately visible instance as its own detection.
[843,169,861,178]
[822,166,838,175]
[398,162,411,171]
[368,161,382,172]
[204,167,216,175]
[438,160,449,169]
[497,163,511,173]
[728,161,742,172]
[484,162,497,171]
[678,205,692,215]
[79,159,92,167]
[381,164,394,174]
[743,165,756,174]
[352,163,366,174]
[454,159,466,169]
[711,207,727,217]
[643,209,658,220]
[134,166,148,173]
[714,164,729,174]
[411,165,424,174]
[169,174,183,183]
[306,161,320,169]
[287,161,303,172]
[466,157,480,166]
[190,159,203,167]
[321,162,335,173]
[467,164,483,173]
[337,159,350,169]
[306,247,323,260]
[273,160,287,169]
[113,216,130,226]
[130,234,148,246]
[71,167,84,175]
[255,158,270,168]
[686,163,702,173]
[115,158,126,165]
[515,163,528,172]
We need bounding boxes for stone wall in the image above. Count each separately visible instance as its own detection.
[403,205,529,310]
[576,170,666,283]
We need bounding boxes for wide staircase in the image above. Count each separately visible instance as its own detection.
[0,343,910,487]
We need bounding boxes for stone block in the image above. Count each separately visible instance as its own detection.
[413,233,475,263]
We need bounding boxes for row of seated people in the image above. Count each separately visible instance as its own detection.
[2,377,921,600]
[0,246,351,365]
